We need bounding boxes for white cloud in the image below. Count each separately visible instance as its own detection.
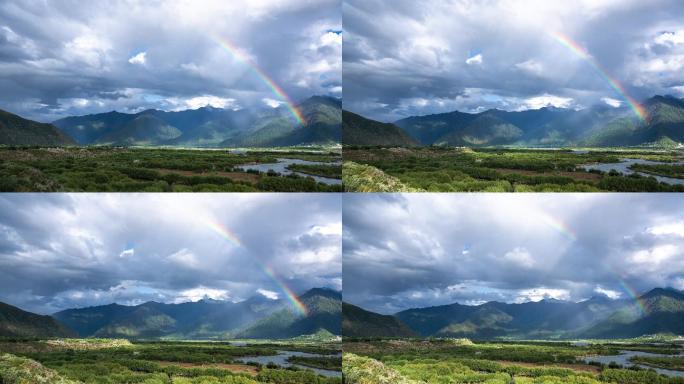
[601,97,622,108]
[647,222,684,237]
[262,98,285,108]
[312,31,342,49]
[515,287,570,303]
[594,285,622,299]
[257,289,279,300]
[128,51,147,65]
[174,286,230,303]
[307,223,342,236]
[166,95,238,111]
[515,59,543,75]
[630,244,679,264]
[63,34,110,68]
[119,248,134,258]
[465,53,483,65]
[654,30,684,46]
[167,248,199,268]
[521,94,574,110]
[502,247,535,268]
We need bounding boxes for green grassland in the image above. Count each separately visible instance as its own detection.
[0,146,342,192]
[0,338,341,384]
[343,339,684,384]
[343,146,684,192]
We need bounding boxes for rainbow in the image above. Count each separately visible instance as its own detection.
[551,32,648,122]
[206,219,309,316]
[207,220,242,248]
[211,35,306,125]
[539,213,577,242]
[616,278,650,316]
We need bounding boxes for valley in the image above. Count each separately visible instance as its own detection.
[0,96,343,192]
[0,338,341,384]
[343,147,684,192]
[0,146,341,192]
[343,338,684,384]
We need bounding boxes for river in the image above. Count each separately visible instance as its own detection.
[237,350,342,378]
[581,158,684,185]
[238,158,342,185]
[583,350,684,378]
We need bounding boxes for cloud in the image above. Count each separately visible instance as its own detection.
[0,194,341,314]
[263,98,285,108]
[257,289,279,300]
[594,286,622,299]
[343,0,684,121]
[515,287,570,303]
[503,247,535,268]
[167,248,200,268]
[647,222,684,237]
[465,53,482,65]
[128,51,147,65]
[165,95,238,111]
[119,248,135,258]
[174,286,230,303]
[515,59,543,75]
[602,97,622,107]
[520,94,574,110]
[0,0,341,122]
[343,194,684,314]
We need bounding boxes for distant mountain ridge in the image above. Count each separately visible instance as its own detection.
[342,302,416,338]
[52,287,341,340]
[0,301,75,338]
[342,110,419,146]
[52,95,341,147]
[365,95,684,147]
[344,288,684,339]
[0,109,75,146]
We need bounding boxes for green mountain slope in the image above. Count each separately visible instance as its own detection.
[0,109,75,146]
[227,96,341,147]
[236,288,342,339]
[52,96,341,147]
[0,302,75,338]
[342,110,419,146]
[52,288,339,340]
[580,288,684,338]
[96,113,182,145]
[388,288,684,340]
[342,302,416,338]
[389,95,684,147]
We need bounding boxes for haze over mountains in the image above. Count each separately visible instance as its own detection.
[343,288,684,340]
[344,95,684,148]
[0,96,341,147]
[0,288,341,340]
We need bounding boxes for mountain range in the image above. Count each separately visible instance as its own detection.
[0,109,75,146]
[0,302,75,338]
[0,96,341,147]
[0,287,341,340]
[53,96,341,147]
[344,95,684,148]
[343,288,684,339]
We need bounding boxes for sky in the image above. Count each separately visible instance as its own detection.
[0,0,341,122]
[0,194,341,314]
[343,194,684,315]
[343,0,684,122]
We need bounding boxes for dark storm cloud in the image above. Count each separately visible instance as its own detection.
[343,0,684,122]
[343,194,684,314]
[0,194,341,314]
[0,0,341,122]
